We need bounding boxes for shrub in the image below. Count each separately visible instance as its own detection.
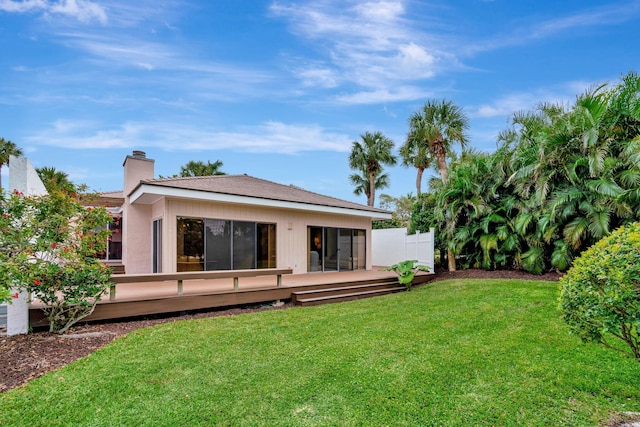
[559,222,640,362]
[384,260,431,290]
[0,190,113,333]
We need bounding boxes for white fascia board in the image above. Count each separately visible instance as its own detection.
[129,184,392,219]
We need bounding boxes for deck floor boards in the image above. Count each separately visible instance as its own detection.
[29,269,434,327]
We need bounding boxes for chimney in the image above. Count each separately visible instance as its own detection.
[123,150,155,196]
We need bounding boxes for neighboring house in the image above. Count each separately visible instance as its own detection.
[98,151,391,275]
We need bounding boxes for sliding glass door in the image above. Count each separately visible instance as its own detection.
[307,226,365,272]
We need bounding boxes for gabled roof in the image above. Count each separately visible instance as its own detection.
[127,174,391,219]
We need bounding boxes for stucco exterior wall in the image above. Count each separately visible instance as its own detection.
[121,197,373,275]
[121,153,155,274]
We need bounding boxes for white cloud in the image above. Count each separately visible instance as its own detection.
[467,80,594,119]
[0,0,46,12]
[271,0,450,103]
[354,0,404,21]
[466,1,640,54]
[26,119,353,154]
[297,67,340,88]
[335,85,434,104]
[0,0,108,24]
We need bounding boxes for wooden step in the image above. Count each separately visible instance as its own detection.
[0,304,6,326]
[291,281,401,304]
[104,263,126,274]
[294,285,406,307]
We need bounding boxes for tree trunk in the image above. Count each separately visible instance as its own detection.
[368,170,376,206]
[447,248,456,271]
[416,167,424,196]
[434,145,448,184]
[433,141,455,270]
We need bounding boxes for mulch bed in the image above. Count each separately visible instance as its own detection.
[0,269,561,393]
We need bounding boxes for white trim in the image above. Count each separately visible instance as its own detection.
[129,184,391,219]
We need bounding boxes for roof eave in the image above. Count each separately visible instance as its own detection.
[129,183,392,219]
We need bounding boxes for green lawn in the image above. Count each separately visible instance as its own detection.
[2,279,639,426]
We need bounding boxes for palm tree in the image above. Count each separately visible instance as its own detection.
[36,166,76,194]
[399,134,431,196]
[179,160,225,177]
[0,138,23,191]
[406,99,469,270]
[406,99,469,185]
[349,166,391,205]
[348,131,397,207]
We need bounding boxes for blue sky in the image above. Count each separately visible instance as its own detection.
[1,0,639,205]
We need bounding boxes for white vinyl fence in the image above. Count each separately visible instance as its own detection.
[372,227,434,271]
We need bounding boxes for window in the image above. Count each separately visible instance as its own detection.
[152,218,162,273]
[177,217,276,272]
[97,213,122,261]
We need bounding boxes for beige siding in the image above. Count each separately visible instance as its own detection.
[122,203,153,274]
[152,198,373,274]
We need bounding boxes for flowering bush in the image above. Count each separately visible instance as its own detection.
[0,189,113,333]
[559,222,640,362]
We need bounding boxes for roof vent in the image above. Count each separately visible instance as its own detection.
[132,150,146,158]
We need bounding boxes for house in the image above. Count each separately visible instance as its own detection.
[100,151,391,275]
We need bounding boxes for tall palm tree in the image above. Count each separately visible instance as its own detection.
[348,131,397,207]
[0,138,23,191]
[406,99,469,270]
[399,134,431,196]
[179,160,225,177]
[406,99,469,185]
[36,166,76,194]
[349,167,391,205]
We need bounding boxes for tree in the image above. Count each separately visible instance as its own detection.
[399,134,431,196]
[159,160,226,179]
[348,131,397,207]
[405,99,469,270]
[377,193,415,228]
[180,160,225,177]
[36,166,76,194]
[0,190,112,333]
[560,222,640,362]
[406,99,469,185]
[0,138,23,191]
[349,166,391,207]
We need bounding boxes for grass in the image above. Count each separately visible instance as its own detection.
[1,278,639,426]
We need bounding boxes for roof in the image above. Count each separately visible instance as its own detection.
[91,190,124,207]
[127,174,391,218]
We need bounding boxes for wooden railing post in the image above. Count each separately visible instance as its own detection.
[110,284,116,301]
[277,274,282,287]
[177,279,183,295]
[233,277,239,290]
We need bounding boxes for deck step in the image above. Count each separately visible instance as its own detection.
[293,284,406,307]
[0,306,6,335]
[291,281,400,304]
[0,304,6,326]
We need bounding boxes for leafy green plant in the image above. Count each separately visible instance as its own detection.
[559,222,640,362]
[0,189,112,333]
[384,259,431,289]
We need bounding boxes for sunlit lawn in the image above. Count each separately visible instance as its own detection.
[1,278,639,426]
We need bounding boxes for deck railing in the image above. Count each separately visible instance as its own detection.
[107,268,293,301]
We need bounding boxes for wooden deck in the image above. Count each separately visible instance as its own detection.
[28,269,434,328]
